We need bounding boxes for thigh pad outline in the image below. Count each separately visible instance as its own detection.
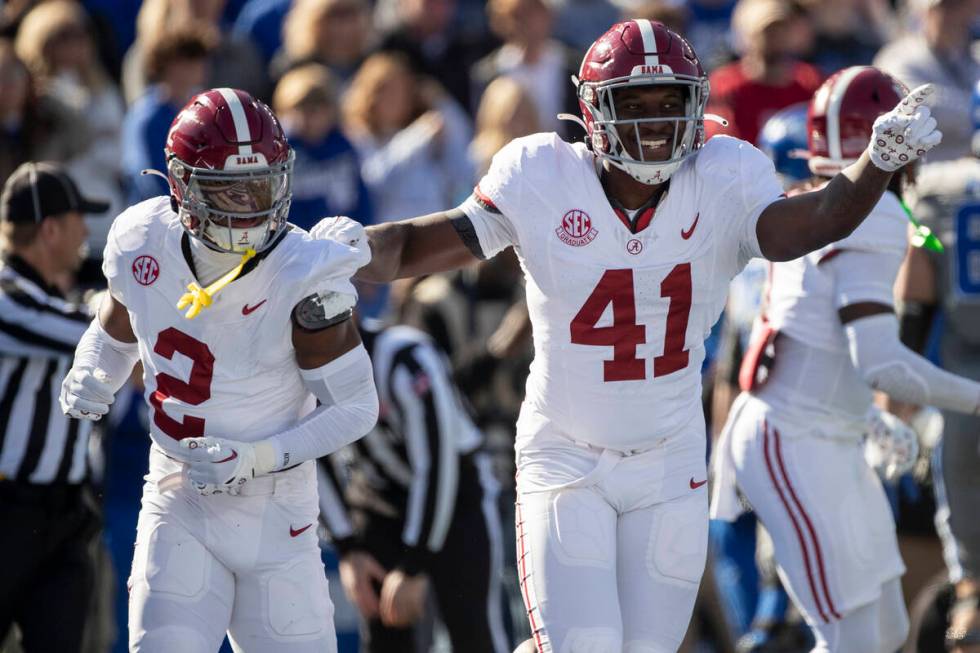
[646,499,708,586]
[266,557,334,637]
[143,521,210,600]
[550,490,616,569]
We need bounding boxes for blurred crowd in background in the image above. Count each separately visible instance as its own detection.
[0,0,977,651]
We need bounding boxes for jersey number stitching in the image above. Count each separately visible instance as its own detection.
[570,264,692,382]
[149,327,214,440]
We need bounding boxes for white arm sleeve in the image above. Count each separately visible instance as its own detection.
[72,318,140,392]
[845,313,980,414]
[262,345,379,470]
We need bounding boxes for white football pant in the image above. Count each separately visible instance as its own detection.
[128,447,336,653]
[515,424,709,653]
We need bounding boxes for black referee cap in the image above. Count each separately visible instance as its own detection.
[1,162,110,224]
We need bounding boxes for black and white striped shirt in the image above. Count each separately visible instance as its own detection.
[0,255,94,484]
[318,324,483,573]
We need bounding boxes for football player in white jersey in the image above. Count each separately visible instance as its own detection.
[58,89,380,652]
[323,21,943,652]
[710,67,980,653]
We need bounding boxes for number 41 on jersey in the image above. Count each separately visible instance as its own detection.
[570,264,692,382]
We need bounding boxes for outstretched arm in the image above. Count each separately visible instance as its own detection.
[358,209,482,283]
[757,153,892,261]
[757,84,941,262]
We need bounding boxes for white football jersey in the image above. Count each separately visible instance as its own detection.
[753,189,908,431]
[102,197,369,457]
[461,133,783,450]
[766,190,908,353]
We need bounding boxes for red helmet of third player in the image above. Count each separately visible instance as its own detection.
[577,20,709,185]
[166,88,294,254]
[807,66,907,177]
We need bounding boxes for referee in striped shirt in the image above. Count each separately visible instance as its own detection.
[318,321,509,653]
[0,162,110,652]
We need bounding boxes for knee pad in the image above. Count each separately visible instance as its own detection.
[266,558,333,638]
[131,625,213,653]
[560,627,621,653]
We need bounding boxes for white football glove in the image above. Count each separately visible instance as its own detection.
[179,436,278,495]
[864,406,919,480]
[868,84,942,172]
[187,479,227,496]
[311,216,366,249]
[59,367,115,421]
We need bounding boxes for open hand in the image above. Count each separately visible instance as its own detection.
[868,84,942,172]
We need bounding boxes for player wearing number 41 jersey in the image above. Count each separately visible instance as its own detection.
[59,88,379,652]
[323,20,942,653]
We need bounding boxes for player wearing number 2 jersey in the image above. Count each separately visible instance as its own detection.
[331,21,943,652]
[58,89,379,652]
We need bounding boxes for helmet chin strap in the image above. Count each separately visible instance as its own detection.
[177,248,257,319]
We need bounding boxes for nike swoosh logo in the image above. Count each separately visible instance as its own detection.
[690,477,707,489]
[214,451,238,464]
[242,299,267,315]
[681,213,700,240]
[290,523,313,537]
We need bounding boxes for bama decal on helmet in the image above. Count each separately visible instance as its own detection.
[629,20,674,77]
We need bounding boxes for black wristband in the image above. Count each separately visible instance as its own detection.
[898,300,936,354]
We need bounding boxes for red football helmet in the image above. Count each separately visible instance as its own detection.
[807,66,907,176]
[165,88,294,254]
[577,20,708,185]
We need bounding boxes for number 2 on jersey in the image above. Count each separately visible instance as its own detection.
[570,264,692,382]
[150,327,214,440]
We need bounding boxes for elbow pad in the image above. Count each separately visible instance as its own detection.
[845,314,980,414]
[265,345,379,469]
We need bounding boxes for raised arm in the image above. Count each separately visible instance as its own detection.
[358,209,483,283]
[757,85,941,262]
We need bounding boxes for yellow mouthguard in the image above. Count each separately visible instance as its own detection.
[177,248,257,319]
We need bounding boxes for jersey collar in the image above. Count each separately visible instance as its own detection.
[604,184,668,235]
